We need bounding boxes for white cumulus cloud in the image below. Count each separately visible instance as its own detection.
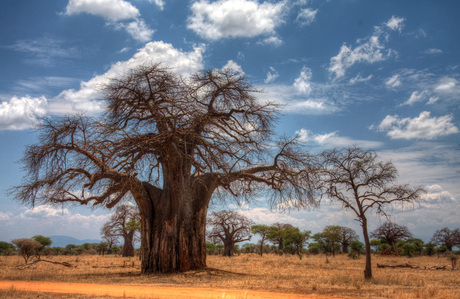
[264,67,279,84]
[114,19,154,42]
[65,0,140,21]
[434,77,457,93]
[296,128,382,149]
[293,66,313,95]
[148,0,165,10]
[385,74,401,88]
[375,111,459,140]
[329,16,402,79]
[187,0,285,41]
[348,74,373,85]
[386,16,405,32]
[0,96,47,130]
[296,8,317,26]
[50,41,205,115]
[221,60,245,75]
[64,0,153,42]
[329,35,386,79]
[401,90,430,106]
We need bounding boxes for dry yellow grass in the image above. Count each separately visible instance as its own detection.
[0,253,459,298]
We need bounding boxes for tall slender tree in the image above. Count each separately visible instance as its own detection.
[13,65,318,273]
[251,224,271,256]
[318,147,424,279]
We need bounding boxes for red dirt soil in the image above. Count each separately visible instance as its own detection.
[0,280,355,298]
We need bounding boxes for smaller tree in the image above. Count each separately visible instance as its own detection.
[101,203,140,257]
[349,240,364,259]
[65,244,76,255]
[242,243,257,254]
[424,242,437,256]
[0,241,15,256]
[12,238,42,263]
[32,235,52,258]
[251,225,271,256]
[313,226,343,257]
[339,227,359,254]
[369,239,381,254]
[283,227,311,258]
[308,242,321,254]
[206,242,218,255]
[318,147,424,279]
[267,223,293,252]
[431,227,460,251]
[371,222,413,251]
[101,225,119,254]
[51,247,65,255]
[207,210,253,257]
[96,242,109,256]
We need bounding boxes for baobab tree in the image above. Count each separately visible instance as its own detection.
[431,227,460,251]
[207,210,253,256]
[13,64,318,273]
[318,147,424,279]
[101,203,140,257]
[371,222,413,251]
[339,227,359,254]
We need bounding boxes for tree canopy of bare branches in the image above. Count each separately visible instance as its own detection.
[13,65,318,273]
[371,222,413,251]
[207,210,253,257]
[318,147,425,279]
[339,227,359,254]
[431,227,460,251]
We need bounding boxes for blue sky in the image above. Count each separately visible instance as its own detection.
[0,0,459,244]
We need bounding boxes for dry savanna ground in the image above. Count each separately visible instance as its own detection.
[0,253,459,298]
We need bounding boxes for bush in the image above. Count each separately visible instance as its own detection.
[308,243,321,255]
[0,241,15,256]
[206,242,217,255]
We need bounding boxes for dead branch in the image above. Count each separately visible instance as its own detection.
[15,259,73,269]
[377,263,448,270]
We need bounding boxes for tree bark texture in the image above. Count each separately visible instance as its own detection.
[134,175,216,273]
[223,240,235,257]
[121,230,135,257]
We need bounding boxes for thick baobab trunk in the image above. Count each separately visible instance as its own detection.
[361,218,373,279]
[223,241,234,257]
[135,175,216,273]
[121,230,135,257]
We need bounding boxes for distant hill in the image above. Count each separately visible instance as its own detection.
[48,235,101,248]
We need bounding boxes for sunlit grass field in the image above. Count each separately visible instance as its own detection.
[0,253,459,298]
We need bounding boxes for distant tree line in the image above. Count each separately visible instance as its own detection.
[204,212,460,261]
[2,220,458,261]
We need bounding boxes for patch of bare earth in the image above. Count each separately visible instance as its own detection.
[0,280,355,298]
